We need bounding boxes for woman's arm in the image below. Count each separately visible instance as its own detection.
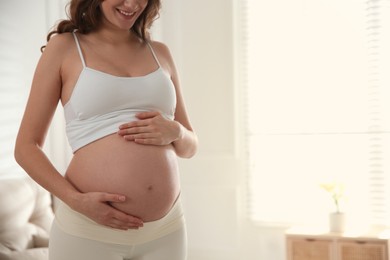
[164,41,198,158]
[15,34,77,204]
[15,34,143,230]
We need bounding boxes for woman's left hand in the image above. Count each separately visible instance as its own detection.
[117,111,182,146]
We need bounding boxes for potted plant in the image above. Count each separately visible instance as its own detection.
[320,182,346,232]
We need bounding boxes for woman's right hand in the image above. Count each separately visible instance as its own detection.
[71,192,144,230]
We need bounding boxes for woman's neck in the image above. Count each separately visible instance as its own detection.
[91,27,139,46]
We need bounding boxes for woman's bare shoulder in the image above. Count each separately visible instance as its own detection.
[149,40,172,59]
[43,32,76,57]
[149,40,176,73]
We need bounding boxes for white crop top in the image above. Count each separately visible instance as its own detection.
[64,32,176,152]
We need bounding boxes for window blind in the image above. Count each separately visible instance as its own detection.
[0,1,70,179]
[0,7,27,178]
[366,0,390,224]
[242,0,390,226]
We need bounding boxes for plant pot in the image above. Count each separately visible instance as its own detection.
[329,212,346,233]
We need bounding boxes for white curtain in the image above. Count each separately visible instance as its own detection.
[243,0,390,227]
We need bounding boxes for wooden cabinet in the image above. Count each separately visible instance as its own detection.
[337,240,387,260]
[286,227,390,260]
[288,237,334,260]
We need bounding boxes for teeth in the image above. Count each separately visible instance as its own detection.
[119,9,135,16]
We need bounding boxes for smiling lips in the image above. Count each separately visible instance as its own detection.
[118,9,136,18]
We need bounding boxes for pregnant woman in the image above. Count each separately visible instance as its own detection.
[14,0,198,259]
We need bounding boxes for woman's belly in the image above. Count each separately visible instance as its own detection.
[65,133,180,222]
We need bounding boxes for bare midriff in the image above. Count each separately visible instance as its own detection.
[65,133,180,222]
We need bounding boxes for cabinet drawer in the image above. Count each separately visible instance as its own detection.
[287,237,334,260]
[337,240,387,260]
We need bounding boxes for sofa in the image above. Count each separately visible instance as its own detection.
[0,177,54,260]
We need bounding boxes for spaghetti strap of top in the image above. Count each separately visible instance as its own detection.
[147,42,161,68]
[72,31,160,69]
[72,32,86,68]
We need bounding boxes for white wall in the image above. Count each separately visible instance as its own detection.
[156,1,247,259]
[158,1,289,259]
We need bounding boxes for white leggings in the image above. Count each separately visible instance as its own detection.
[49,198,187,260]
[49,221,187,260]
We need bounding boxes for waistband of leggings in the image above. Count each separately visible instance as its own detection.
[54,196,185,245]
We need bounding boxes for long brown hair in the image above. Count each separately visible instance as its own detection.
[41,0,161,52]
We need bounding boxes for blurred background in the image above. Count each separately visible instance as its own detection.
[1,0,389,259]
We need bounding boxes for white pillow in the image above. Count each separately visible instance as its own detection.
[0,224,35,251]
[33,226,50,248]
